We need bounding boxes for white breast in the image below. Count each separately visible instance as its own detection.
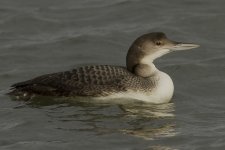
[95,71,174,104]
[151,71,174,103]
[127,71,174,103]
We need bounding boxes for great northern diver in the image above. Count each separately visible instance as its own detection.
[9,32,199,103]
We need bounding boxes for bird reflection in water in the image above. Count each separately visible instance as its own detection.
[11,96,177,145]
[12,95,176,140]
[119,102,176,140]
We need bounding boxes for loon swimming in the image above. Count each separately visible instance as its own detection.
[9,32,199,103]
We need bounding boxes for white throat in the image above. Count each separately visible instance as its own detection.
[141,49,170,65]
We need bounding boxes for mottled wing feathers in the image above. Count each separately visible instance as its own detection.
[11,65,133,96]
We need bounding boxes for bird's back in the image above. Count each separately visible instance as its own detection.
[10,65,156,97]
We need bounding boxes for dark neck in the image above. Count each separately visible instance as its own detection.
[126,45,157,77]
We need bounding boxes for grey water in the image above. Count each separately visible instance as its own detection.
[0,0,225,149]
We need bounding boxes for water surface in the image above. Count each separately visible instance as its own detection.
[0,0,225,149]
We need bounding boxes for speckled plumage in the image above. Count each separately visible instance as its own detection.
[10,65,157,97]
[9,32,199,103]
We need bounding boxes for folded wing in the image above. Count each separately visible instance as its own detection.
[10,65,133,96]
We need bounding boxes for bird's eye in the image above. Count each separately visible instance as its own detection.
[155,41,162,46]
